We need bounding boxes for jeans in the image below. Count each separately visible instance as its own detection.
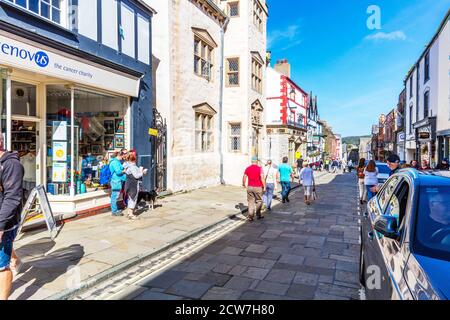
[280,181,291,200]
[247,187,263,219]
[366,185,376,201]
[263,183,275,209]
[358,179,367,201]
[0,227,18,271]
[111,190,121,214]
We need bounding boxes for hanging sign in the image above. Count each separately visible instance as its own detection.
[16,185,59,240]
[149,128,158,137]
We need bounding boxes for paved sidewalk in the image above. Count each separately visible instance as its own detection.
[11,185,251,300]
[11,175,310,301]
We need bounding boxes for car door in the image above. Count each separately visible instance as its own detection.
[362,175,402,300]
[377,180,412,299]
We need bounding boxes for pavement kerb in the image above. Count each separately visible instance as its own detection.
[45,172,328,300]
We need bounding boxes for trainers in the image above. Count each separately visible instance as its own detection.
[112,211,124,217]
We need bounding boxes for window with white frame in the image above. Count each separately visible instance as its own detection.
[101,0,118,50]
[251,57,263,93]
[228,1,239,17]
[194,36,214,81]
[226,57,239,86]
[137,14,150,64]
[195,112,214,152]
[121,2,135,58]
[253,0,264,32]
[76,0,97,40]
[7,0,67,26]
[229,123,241,152]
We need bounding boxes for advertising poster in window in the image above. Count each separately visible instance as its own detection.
[115,118,125,133]
[52,121,67,141]
[53,141,67,162]
[52,162,67,183]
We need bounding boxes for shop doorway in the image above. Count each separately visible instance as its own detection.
[11,119,39,202]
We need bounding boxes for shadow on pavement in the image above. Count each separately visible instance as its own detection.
[13,238,84,300]
[117,173,361,301]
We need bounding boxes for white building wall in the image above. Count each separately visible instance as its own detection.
[437,20,450,134]
[145,0,223,192]
[221,0,268,186]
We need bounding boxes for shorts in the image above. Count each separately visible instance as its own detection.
[303,186,313,196]
[0,227,18,271]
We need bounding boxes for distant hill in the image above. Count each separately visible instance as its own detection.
[342,136,371,146]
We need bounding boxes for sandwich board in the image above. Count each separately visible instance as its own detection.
[17,185,59,240]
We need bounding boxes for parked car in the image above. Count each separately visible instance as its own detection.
[360,169,450,300]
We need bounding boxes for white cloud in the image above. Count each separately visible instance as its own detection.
[365,31,407,41]
[268,23,302,48]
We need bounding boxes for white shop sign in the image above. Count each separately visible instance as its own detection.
[0,34,140,97]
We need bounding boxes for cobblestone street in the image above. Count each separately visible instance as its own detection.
[115,172,362,300]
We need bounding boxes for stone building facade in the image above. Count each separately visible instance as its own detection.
[147,0,227,191]
[220,0,268,186]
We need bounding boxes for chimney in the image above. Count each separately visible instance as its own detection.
[274,59,291,78]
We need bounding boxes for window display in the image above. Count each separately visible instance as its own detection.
[46,85,128,196]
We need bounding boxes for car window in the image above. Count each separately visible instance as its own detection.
[377,176,402,210]
[384,181,410,232]
[376,164,391,175]
[413,186,450,262]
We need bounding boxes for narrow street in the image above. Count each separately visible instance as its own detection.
[78,172,362,300]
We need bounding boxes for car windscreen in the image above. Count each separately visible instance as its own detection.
[376,164,391,175]
[413,186,450,262]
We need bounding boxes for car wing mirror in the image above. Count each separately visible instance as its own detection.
[373,215,400,240]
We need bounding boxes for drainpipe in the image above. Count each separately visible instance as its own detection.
[219,16,230,185]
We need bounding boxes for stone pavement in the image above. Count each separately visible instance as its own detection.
[122,172,362,300]
[11,184,254,300]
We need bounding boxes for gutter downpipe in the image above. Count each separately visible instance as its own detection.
[219,16,230,185]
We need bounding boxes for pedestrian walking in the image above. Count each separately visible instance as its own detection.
[347,159,353,173]
[0,134,24,300]
[296,157,304,177]
[242,157,266,222]
[278,157,294,203]
[299,163,315,205]
[124,154,148,220]
[364,160,379,201]
[356,158,367,205]
[109,151,126,216]
[325,159,330,172]
[262,160,278,212]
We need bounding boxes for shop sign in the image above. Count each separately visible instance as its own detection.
[0,34,140,97]
[52,162,67,183]
[295,151,301,159]
[53,141,67,162]
[398,132,405,143]
[17,185,59,240]
[418,127,431,140]
[52,121,67,141]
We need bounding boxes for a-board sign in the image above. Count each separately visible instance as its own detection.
[17,185,59,240]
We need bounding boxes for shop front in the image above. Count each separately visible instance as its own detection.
[414,117,437,167]
[437,130,450,162]
[0,32,144,217]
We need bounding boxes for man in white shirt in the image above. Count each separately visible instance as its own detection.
[262,160,278,211]
[299,163,316,205]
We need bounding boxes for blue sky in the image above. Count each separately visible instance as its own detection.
[267,0,450,137]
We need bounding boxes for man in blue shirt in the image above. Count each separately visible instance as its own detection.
[278,157,294,203]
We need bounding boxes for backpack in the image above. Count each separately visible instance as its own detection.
[357,167,365,179]
[100,164,112,185]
